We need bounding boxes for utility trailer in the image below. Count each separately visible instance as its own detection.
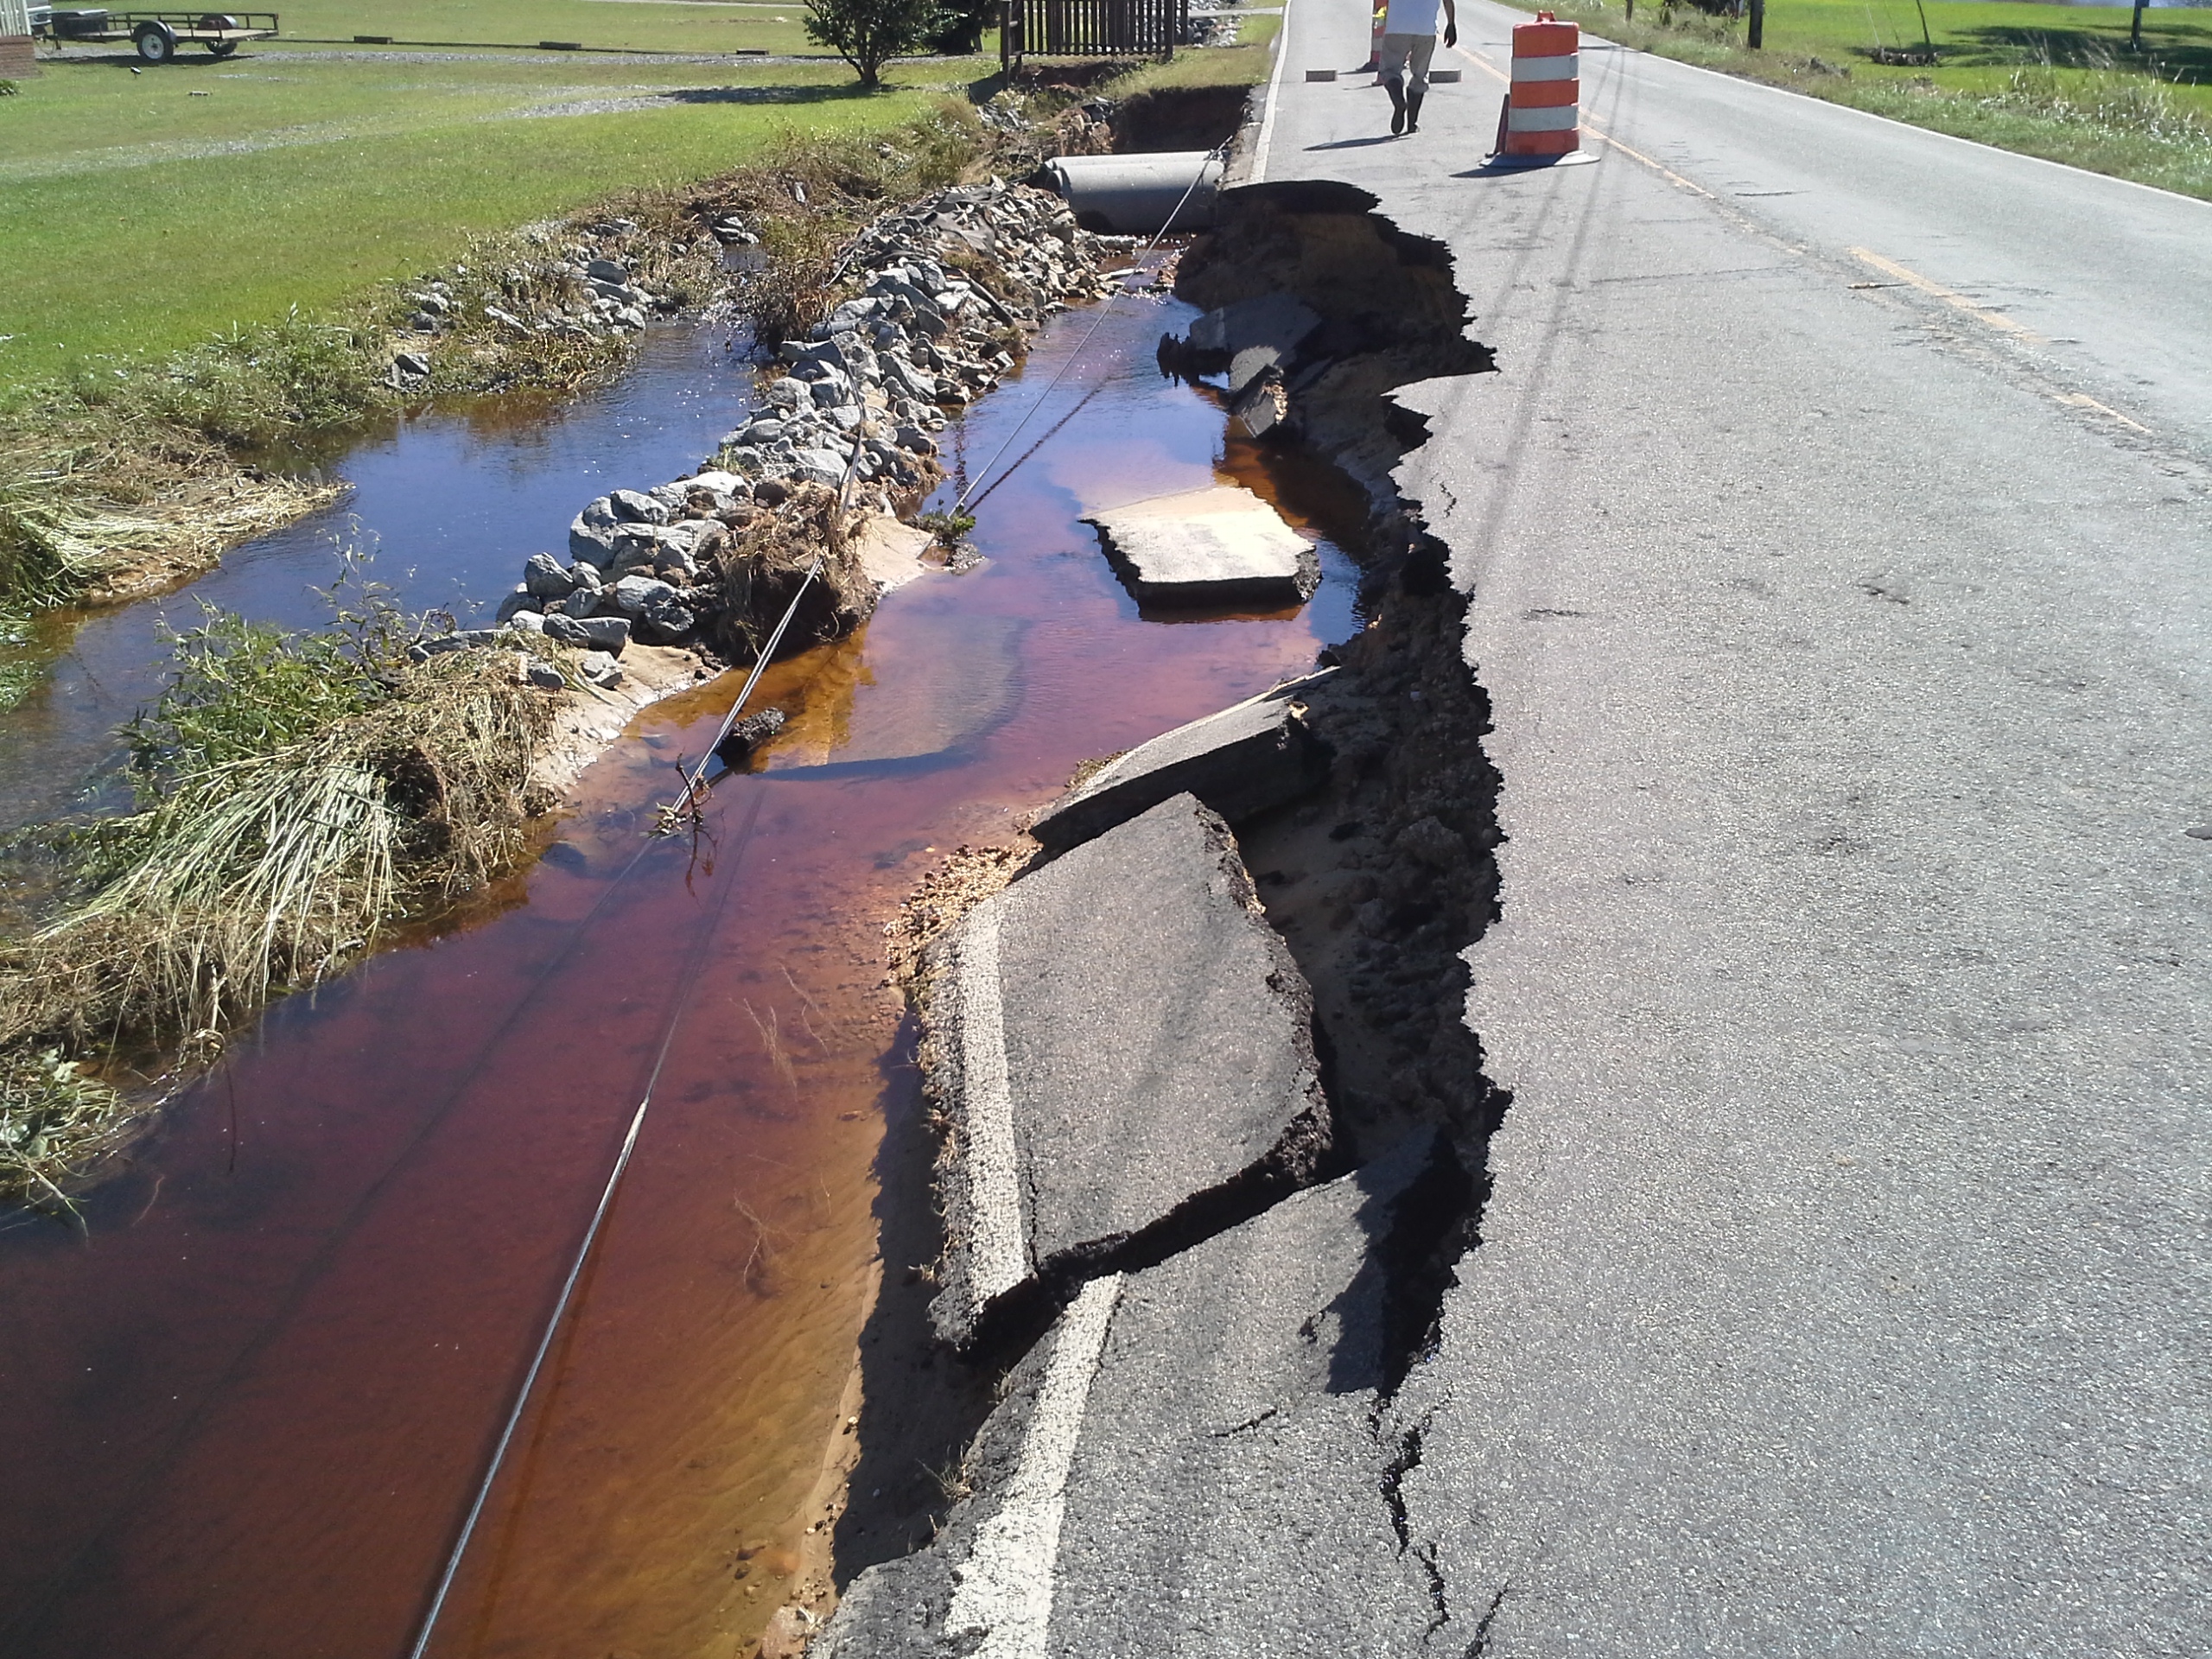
[45,9,278,61]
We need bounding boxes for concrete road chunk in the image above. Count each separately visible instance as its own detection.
[818,1141,1452,1659]
[924,792,1332,1349]
[1189,291,1322,359]
[1028,671,1335,855]
[1084,486,1321,607]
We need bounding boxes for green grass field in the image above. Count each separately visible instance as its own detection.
[250,0,812,57]
[2,36,985,379]
[1511,0,2212,197]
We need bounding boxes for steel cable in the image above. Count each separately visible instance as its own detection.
[950,138,1230,515]
[404,779,767,1659]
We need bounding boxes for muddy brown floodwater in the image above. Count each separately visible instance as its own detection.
[0,277,1361,1659]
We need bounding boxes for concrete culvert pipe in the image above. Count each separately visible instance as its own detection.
[1043,152,1224,234]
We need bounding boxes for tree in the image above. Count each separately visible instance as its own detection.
[925,0,993,56]
[805,0,944,86]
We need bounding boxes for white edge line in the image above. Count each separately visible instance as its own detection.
[952,904,1031,1310]
[1249,0,1293,185]
[944,1273,1126,1659]
[1567,22,2212,213]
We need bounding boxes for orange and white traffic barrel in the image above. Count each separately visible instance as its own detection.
[1503,11,1580,158]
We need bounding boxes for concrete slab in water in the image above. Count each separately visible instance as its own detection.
[1084,486,1320,607]
[853,516,936,593]
[922,792,1332,1349]
[1189,293,1322,359]
[1029,670,1335,856]
[817,1138,1452,1659]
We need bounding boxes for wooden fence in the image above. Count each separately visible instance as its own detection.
[1001,0,1188,67]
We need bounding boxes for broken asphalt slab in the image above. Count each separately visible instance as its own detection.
[923,791,1333,1350]
[817,1135,1459,1659]
[1028,670,1335,856]
[1083,485,1321,607]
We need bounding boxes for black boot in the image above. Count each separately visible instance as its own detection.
[1386,75,1407,135]
[1406,89,1425,133]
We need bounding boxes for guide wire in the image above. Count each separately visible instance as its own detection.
[14,474,836,1652]
[1,817,683,1655]
[662,550,822,826]
[663,423,874,825]
[404,779,768,1659]
[950,138,1230,516]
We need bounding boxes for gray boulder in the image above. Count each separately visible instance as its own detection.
[607,488,668,525]
[569,519,618,567]
[633,594,697,645]
[524,552,578,599]
[494,586,540,623]
[607,574,679,618]
[607,527,666,575]
[543,612,630,655]
[410,628,501,660]
[578,650,623,689]
[791,448,849,486]
[569,495,622,565]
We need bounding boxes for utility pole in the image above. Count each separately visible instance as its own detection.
[1747,0,1764,48]
[2130,0,2145,51]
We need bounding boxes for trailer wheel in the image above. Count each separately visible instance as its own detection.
[133,21,176,62]
[207,39,238,54]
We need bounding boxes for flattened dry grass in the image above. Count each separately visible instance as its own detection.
[0,1049,131,1218]
[0,599,562,1209]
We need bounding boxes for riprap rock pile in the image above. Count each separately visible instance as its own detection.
[480,178,1113,670]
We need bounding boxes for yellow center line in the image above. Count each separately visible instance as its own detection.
[2054,391,2152,435]
[1450,40,1714,197]
[1446,43,2152,440]
[1846,246,2042,341]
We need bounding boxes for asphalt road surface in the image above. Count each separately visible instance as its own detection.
[1251,3,2209,1652]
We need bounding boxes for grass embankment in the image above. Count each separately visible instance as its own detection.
[0,589,561,1210]
[1513,0,2212,199]
[1101,12,1280,93]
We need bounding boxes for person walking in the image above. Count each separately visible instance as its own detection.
[1380,0,1457,135]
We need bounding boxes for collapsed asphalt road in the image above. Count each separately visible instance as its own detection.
[808,4,2207,1652]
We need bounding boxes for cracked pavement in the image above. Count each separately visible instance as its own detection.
[821,2,2207,1651]
[1262,2,2209,1652]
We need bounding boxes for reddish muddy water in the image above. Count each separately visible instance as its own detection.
[0,280,1360,1659]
